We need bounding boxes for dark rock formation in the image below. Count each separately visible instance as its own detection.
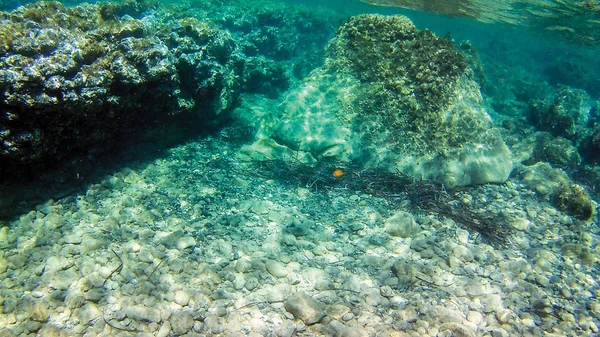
[0,1,243,179]
[528,85,593,139]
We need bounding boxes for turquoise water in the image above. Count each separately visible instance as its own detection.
[0,0,599,336]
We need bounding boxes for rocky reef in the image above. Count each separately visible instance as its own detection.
[0,1,243,179]
[527,133,581,169]
[170,0,341,98]
[528,85,593,139]
[0,0,338,182]
[241,14,513,187]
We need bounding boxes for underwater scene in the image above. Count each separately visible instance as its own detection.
[1,0,600,336]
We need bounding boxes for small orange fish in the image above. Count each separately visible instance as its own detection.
[332,169,344,178]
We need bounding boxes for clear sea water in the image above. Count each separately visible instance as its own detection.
[1,0,600,336]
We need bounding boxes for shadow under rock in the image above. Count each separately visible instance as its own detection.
[0,116,236,223]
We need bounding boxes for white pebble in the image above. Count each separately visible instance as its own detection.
[235,259,252,273]
[156,322,171,337]
[266,260,288,278]
[126,240,142,252]
[267,284,291,303]
[342,274,362,293]
[78,303,102,325]
[44,256,63,273]
[453,245,474,262]
[0,227,8,244]
[489,327,509,337]
[521,317,535,328]
[467,311,483,325]
[98,266,113,279]
[456,229,470,244]
[495,309,513,323]
[81,238,104,253]
[64,234,82,244]
[125,305,161,322]
[176,236,196,250]
[174,290,190,306]
[364,288,382,306]
[284,291,326,325]
[138,251,154,263]
[233,274,246,290]
[509,218,530,231]
[384,211,419,238]
[482,294,502,313]
[170,311,194,334]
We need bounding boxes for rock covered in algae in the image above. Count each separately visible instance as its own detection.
[242,14,512,187]
[553,182,595,221]
[528,85,593,139]
[527,132,581,169]
[519,162,594,221]
[0,1,242,179]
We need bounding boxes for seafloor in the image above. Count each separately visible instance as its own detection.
[0,0,600,337]
[0,128,598,337]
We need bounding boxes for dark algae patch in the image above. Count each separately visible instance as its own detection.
[251,159,512,245]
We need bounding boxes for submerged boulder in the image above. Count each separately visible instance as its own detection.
[0,1,243,179]
[519,162,594,221]
[528,85,593,139]
[241,14,512,187]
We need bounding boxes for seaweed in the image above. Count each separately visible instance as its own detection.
[245,158,512,246]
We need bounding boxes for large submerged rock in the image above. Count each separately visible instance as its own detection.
[0,1,243,179]
[241,14,513,187]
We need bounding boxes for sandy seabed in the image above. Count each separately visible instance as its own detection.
[0,131,599,337]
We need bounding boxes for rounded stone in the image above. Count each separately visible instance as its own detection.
[174,290,190,306]
[521,317,536,328]
[509,218,530,231]
[81,238,104,253]
[30,303,50,322]
[267,284,291,303]
[266,260,288,278]
[78,303,102,326]
[274,320,295,337]
[245,277,259,291]
[156,322,171,337]
[170,311,194,335]
[284,291,326,325]
[341,313,355,321]
[385,212,419,238]
[176,236,196,250]
[235,259,252,273]
[482,294,502,313]
[488,327,509,337]
[98,266,113,279]
[535,274,550,288]
[0,258,7,274]
[466,311,483,325]
[24,321,42,333]
[453,245,474,262]
[391,259,417,288]
[125,305,161,322]
[233,274,246,290]
[496,309,514,323]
